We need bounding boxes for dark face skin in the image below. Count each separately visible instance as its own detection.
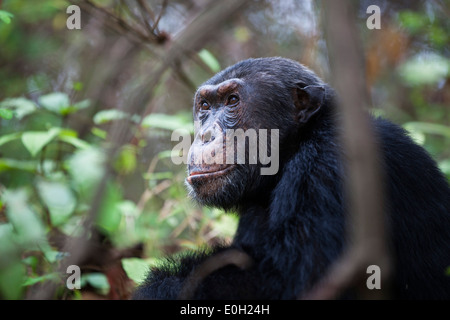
[186,78,252,209]
[185,58,326,210]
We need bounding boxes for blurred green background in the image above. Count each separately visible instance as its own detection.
[0,0,448,299]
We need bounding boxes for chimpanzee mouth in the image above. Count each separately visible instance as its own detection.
[187,165,236,184]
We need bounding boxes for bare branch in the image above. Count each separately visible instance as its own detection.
[302,1,391,300]
[151,0,168,34]
[27,0,252,300]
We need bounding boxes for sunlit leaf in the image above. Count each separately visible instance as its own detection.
[0,159,37,173]
[37,180,76,226]
[21,128,61,157]
[403,122,450,139]
[122,258,152,285]
[96,182,123,235]
[0,10,14,24]
[82,273,110,295]
[23,273,60,287]
[398,53,449,86]
[429,26,448,48]
[2,189,46,246]
[438,160,450,179]
[91,127,107,139]
[210,213,238,238]
[114,145,137,174]
[93,109,132,124]
[0,98,37,119]
[0,108,13,119]
[117,200,137,218]
[398,11,427,34]
[73,99,91,110]
[141,113,193,133]
[73,82,83,92]
[58,128,78,138]
[22,256,38,273]
[0,132,22,148]
[198,49,221,73]
[58,135,91,150]
[158,150,173,159]
[67,148,105,192]
[38,92,70,114]
[59,99,91,116]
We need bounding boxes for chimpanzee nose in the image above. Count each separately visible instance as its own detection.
[201,129,215,144]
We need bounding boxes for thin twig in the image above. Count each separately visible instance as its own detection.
[151,0,168,34]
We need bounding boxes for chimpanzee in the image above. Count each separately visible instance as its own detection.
[133,57,450,299]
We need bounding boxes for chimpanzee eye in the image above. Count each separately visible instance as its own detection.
[200,100,210,110]
[227,94,239,106]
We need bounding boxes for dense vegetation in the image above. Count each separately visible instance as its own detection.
[0,0,448,299]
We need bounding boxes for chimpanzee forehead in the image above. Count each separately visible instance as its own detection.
[196,78,244,100]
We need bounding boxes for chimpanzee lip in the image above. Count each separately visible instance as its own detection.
[187,165,235,183]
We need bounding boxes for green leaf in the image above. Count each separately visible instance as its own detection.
[158,150,173,159]
[37,180,76,226]
[93,109,131,124]
[0,98,37,119]
[73,82,84,92]
[58,135,91,150]
[38,92,70,114]
[59,99,91,116]
[122,258,151,285]
[210,212,238,238]
[82,273,110,293]
[429,26,448,48]
[0,159,37,173]
[141,113,194,133]
[23,273,60,287]
[398,11,427,34]
[0,223,16,255]
[3,189,46,247]
[22,256,38,271]
[114,145,137,174]
[91,127,107,139]
[21,128,61,157]
[439,160,450,179]
[0,261,25,300]
[398,53,449,86]
[96,182,123,235]
[403,122,450,139]
[73,99,90,110]
[0,132,22,148]
[67,148,105,192]
[198,49,221,73]
[0,108,13,120]
[0,10,14,24]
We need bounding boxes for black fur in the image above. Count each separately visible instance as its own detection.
[133,57,450,300]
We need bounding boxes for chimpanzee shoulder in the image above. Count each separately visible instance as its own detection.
[134,57,450,300]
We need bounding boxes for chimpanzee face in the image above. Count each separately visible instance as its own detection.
[185,58,325,209]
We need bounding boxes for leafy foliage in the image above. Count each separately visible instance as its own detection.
[0,0,448,300]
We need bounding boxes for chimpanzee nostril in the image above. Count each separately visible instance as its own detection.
[201,130,215,143]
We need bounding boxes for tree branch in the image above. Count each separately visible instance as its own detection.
[302,1,391,300]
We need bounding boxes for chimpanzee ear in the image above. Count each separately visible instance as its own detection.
[294,84,326,124]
